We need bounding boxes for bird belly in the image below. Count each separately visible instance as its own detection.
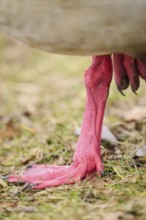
[0,0,146,56]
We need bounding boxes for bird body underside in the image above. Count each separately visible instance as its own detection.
[0,0,146,56]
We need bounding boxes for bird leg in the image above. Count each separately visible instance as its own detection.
[7,55,113,190]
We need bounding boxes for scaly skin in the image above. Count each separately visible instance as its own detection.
[7,54,146,190]
[8,55,113,190]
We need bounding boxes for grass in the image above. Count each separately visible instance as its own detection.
[0,35,146,220]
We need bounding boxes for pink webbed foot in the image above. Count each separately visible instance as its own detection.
[8,157,103,190]
[8,164,85,190]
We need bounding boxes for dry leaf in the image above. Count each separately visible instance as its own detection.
[0,113,35,141]
[0,120,21,141]
[123,106,146,121]
[103,211,134,220]
[0,178,8,188]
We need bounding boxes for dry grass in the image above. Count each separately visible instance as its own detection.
[0,35,146,220]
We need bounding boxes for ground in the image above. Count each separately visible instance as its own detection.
[0,35,146,220]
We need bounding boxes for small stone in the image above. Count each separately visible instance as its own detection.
[75,125,118,146]
[135,147,146,157]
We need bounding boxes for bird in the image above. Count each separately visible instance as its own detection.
[0,0,146,190]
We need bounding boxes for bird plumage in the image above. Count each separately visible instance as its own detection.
[0,0,146,56]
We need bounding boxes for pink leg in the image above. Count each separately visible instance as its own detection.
[7,55,113,190]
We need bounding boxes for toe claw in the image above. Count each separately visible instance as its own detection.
[101,171,105,177]
[26,164,35,169]
[12,183,39,195]
[1,175,8,181]
[132,89,138,95]
[21,183,38,192]
[117,86,125,96]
